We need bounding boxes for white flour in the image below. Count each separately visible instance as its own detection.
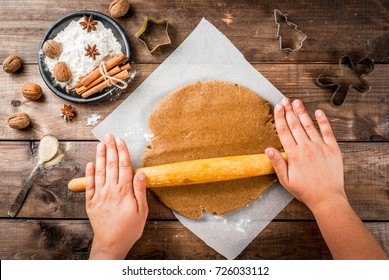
[235,218,251,233]
[87,113,101,127]
[144,132,155,143]
[44,17,122,87]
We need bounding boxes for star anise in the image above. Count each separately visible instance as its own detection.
[61,104,75,121]
[79,15,98,32]
[85,44,100,60]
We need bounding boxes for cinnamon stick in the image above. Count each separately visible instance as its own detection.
[76,63,131,95]
[82,70,130,99]
[67,81,82,92]
[119,63,132,71]
[81,53,127,87]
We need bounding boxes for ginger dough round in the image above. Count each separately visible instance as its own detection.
[142,81,282,219]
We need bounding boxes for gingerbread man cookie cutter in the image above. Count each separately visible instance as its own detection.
[316,55,374,107]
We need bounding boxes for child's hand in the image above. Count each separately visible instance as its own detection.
[85,134,148,260]
[265,98,347,211]
[266,99,388,259]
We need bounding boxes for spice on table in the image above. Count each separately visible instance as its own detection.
[85,44,100,60]
[79,15,98,32]
[61,104,76,121]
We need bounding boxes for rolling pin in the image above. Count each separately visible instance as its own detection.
[68,152,286,192]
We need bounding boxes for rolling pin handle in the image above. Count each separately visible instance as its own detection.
[68,177,87,192]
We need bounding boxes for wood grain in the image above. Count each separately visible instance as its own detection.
[0,141,387,220]
[1,0,388,64]
[0,64,387,141]
[0,219,387,260]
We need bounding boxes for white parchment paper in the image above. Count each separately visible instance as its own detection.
[93,18,293,259]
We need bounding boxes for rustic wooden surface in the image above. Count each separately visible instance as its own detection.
[0,0,388,259]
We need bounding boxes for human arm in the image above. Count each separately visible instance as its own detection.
[265,98,387,260]
[85,134,148,259]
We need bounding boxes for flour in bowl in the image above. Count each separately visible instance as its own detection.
[44,17,122,87]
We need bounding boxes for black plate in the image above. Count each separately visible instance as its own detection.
[38,10,131,103]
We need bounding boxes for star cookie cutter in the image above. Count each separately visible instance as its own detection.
[135,17,172,54]
[274,9,307,52]
[315,55,375,107]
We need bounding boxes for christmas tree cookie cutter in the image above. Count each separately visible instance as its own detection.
[135,17,172,54]
[274,9,307,52]
[315,55,374,107]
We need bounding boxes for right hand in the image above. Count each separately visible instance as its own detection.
[265,98,347,211]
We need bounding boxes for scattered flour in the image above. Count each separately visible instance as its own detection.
[87,113,101,127]
[235,218,251,233]
[144,132,155,143]
[44,17,122,87]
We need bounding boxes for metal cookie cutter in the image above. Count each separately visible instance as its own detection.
[316,55,374,107]
[135,17,172,54]
[274,9,307,52]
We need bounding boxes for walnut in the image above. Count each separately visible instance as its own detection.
[109,0,130,18]
[3,54,23,73]
[22,83,43,101]
[53,62,72,82]
[7,112,31,129]
[43,39,62,59]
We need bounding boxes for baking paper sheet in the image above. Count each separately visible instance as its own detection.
[93,18,293,259]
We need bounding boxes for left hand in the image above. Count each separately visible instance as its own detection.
[85,134,148,260]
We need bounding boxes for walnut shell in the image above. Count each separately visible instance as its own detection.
[43,40,62,59]
[3,54,23,73]
[109,0,130,18]
[53,62,71,82]
[7,112,31,129]
[22,83,43,101]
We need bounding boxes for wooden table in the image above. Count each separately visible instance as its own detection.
[0,0,388,260]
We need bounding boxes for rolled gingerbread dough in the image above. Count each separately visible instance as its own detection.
[142,81,282,219]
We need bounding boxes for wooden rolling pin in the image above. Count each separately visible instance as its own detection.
[68,152,286,192]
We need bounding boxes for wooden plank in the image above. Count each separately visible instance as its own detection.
[0,141,388,220]
[0,63,388,141]
[0,0,388,64]
[0,219,387,260]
